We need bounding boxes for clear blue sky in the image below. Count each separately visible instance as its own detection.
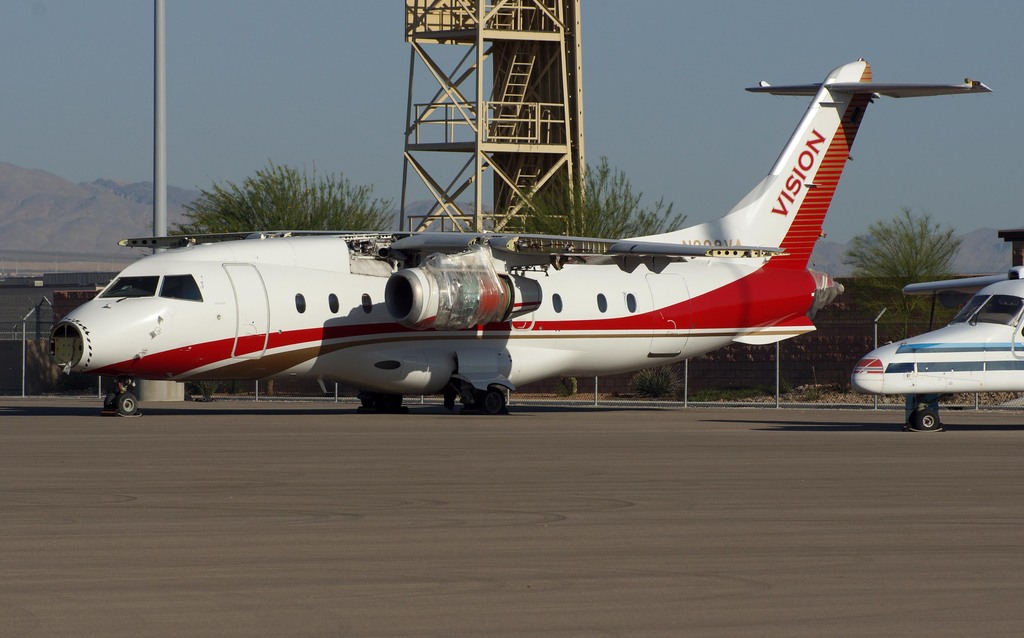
[2,1,1019,242]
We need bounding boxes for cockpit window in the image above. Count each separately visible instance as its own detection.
[160,275,204,302]
[972,294,1024,326]
[950,295,988,324]
[100,276,160,299]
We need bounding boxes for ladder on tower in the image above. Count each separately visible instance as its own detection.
[491,53,535,142]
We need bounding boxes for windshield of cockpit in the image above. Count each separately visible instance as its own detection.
[100,275,203,302]
[950,293,1024,326]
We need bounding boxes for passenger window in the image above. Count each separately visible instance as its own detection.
[100,276,159,299]
[626,293,637,313]
[160,275,203,302]
[597,293,608,313]
[552,293,563,313]
[295,293,306,314]
[329,293,340,314]
[361,293,373,313]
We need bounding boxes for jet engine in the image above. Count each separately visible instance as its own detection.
[385,246,541,330]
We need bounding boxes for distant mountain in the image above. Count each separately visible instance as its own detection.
[811,228,1011,277]
[0,160,1014,276]
[0,161,197,271]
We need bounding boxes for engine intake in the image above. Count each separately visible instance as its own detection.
[385,246,541,330]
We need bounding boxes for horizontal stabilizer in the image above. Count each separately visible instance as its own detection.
[747,80,991,98]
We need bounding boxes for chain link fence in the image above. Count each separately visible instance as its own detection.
[3,293,1022,415]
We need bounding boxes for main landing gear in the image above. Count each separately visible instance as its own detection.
[905,394,943,432]
[357,382,509,416]
[102,376,141,417]
[357,392,407,414]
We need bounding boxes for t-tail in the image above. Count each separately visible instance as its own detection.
[649,59,990,269]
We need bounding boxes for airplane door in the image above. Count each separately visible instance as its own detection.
[645,274,689,358]
[224,263,269,359]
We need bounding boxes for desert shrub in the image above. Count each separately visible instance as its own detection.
[630,366,681,398]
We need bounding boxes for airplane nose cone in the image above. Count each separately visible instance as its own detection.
[50,320,91,372]
[851,357,885,394]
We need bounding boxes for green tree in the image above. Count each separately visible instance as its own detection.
[844,207,961,336]
[517,157,684,238]
[175,162,393,234]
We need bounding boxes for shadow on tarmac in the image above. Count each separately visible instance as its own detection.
[707,418,1024,432]
[0,401,660,419]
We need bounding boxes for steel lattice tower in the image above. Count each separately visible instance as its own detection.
[401,0,584,232]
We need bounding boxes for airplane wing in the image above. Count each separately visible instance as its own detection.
[122,230,784,263]
[391,232,781,258]
[118,230,389,249]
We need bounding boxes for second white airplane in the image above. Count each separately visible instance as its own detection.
[50,59,990,416]
[853,268,1023,431]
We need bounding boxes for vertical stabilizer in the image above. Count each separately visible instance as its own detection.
[645,59,990,269]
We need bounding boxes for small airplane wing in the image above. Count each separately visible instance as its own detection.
[903,268,1022,295]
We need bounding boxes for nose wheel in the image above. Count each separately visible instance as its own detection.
[450,380,508,416]
[102,376,141,417]
[905,394,942,432]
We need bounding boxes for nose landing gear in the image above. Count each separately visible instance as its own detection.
[102,376,141,417]
[444,380,508,416]
[905,394,942,432]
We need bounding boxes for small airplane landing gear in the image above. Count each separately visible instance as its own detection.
[102,376,141,417]
[905,394,943,432]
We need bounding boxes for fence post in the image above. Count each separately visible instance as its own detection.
[774,341,780,408]
[21,317,27,398]
[593,376,598,406]
[683,359,689,408]
[255,380,259,402]
[873,308,887,410]
[20,307,36,398]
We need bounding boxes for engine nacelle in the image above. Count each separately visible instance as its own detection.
[385,247,541,330]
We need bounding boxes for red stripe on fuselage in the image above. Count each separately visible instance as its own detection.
[93,264,816,379]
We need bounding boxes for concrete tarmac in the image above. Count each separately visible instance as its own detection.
[2,398,1024,637]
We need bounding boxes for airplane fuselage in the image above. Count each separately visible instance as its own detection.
[52,236,822,394]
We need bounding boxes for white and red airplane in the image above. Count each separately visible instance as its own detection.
[50,60,989,416]
[852,268,1024,431]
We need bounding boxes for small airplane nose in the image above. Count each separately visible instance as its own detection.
[851,357,885,394]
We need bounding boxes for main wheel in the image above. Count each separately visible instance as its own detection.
[116,392,138,417]
[910,407,942,431]
[103,390,118,411]
[479,388,506,416]
[376,393,404,413]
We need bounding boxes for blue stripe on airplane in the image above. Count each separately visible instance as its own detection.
[885,360,1024,373]
[895,343,1018,354]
